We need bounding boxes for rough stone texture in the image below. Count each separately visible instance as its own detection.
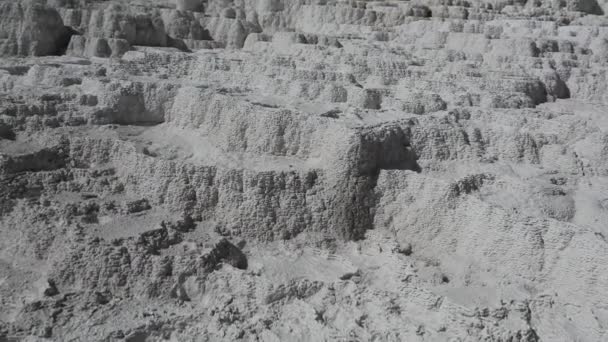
[0,1,72,56]
[2,0,608,341]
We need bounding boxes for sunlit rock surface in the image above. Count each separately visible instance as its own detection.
[2,0,608,341]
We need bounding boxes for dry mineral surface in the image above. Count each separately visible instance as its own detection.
[1,0,608,341]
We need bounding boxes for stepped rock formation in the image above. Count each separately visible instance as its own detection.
[2,0,608,341]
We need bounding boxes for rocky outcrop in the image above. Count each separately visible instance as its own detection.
[0,1,72,56]
[2,0,608,341]
[65,36,130,58]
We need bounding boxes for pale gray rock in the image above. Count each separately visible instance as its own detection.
[2,0,608,341]
[66,35,131,58]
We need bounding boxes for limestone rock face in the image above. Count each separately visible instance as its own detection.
[2,0,608,341]
[66,35,130,58]
[0,1,71,56]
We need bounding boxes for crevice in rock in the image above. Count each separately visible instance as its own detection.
[334,124,421,240]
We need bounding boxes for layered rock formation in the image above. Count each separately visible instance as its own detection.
[2,0,608,341]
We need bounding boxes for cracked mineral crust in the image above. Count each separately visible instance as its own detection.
[1,0,608,341]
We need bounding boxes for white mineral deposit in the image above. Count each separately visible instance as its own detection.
[1,0,608,341]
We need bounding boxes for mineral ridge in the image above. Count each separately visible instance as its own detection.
[1,0,608,341]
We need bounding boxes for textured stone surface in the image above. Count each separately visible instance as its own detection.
[2,0,608,341]
[0,1,72,56]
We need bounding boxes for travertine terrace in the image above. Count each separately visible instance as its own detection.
[1,0,608,341]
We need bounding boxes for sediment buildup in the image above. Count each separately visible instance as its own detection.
[1,0,608,340]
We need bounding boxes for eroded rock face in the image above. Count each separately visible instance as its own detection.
[0,1,72,56]
[1,0,608,341]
